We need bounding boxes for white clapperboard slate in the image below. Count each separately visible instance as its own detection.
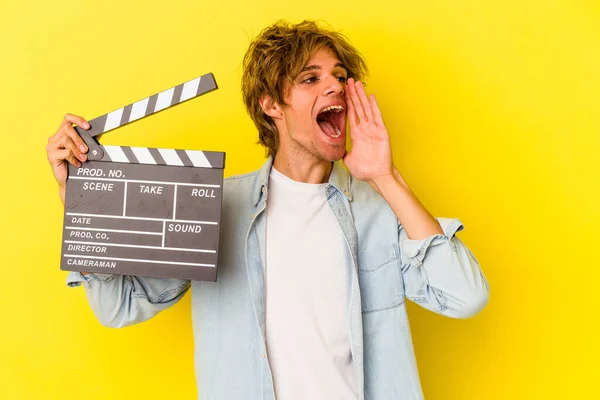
[60,73,224,281]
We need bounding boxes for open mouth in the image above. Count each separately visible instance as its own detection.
[316,105,345,138]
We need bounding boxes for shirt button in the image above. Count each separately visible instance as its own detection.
[261,352,265,359]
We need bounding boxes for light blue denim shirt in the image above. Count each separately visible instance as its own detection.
[67,157,489,400]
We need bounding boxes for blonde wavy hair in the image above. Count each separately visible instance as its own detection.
[241,20,368,157]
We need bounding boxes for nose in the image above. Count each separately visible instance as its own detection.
[322,75,345,96]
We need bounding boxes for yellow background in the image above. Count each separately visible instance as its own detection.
[1,0,598,398]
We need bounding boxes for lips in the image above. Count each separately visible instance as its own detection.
[316,104,346,139]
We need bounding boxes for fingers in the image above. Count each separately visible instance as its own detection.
[346,78,367,123]
[370,94,384,125]
[64,134,87,163]
[47,113,90,160]
[46,113,90,190]
[344,89,359,128]
[47,148,82,168]
[354,80,374,122]
[347,78,375,123]
[62,114,89,153]
[65,124,88,155]
[47,129,87,162]
[64,113,90,131]
[46,134,86,166]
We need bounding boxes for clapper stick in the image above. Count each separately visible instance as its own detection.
[76,72,219,164]
[61,72,225,282]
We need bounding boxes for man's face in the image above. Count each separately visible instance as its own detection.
[274,47,348,163]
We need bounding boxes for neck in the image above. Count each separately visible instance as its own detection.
[272,153,333,184]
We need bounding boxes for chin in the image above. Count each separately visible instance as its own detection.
[318,144,346,162]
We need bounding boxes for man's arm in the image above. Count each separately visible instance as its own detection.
[342,78,441,238]
[371,169,489,318]
[68,272,190,328]
[397,216,489,318]
[344,79,489,318]
[48,113,191,327]
[369,168,443,239]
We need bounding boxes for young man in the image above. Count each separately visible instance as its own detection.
[46,21,489,400]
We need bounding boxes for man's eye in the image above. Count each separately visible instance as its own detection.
[337,76,347,83]
[302,76,318,84]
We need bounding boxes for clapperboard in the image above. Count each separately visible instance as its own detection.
[60,73,224,281]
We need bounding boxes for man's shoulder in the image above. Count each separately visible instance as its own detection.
[224,169,260,191]
[224,169,261,184]
[222,168,262,205]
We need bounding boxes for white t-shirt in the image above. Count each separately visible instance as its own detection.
[260,166,358,400]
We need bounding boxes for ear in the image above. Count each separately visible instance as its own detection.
[259,94,283,119]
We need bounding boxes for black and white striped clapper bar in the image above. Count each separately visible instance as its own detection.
[60,73,225,281]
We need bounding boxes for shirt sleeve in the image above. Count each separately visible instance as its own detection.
[65,272,190,328]
[66,271,114,288]
[399,217,490,318]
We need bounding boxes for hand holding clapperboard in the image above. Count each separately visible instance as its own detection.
[60,73,224,281]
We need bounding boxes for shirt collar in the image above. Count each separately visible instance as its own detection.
[252,156,353,207]
[328,159,353,201]
[252,156,273,207]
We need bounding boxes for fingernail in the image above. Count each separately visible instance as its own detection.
[80,144,87,152]
[84,122,90,129]
[79,153,87,161]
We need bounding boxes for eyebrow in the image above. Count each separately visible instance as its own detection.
[301,62,347,72]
